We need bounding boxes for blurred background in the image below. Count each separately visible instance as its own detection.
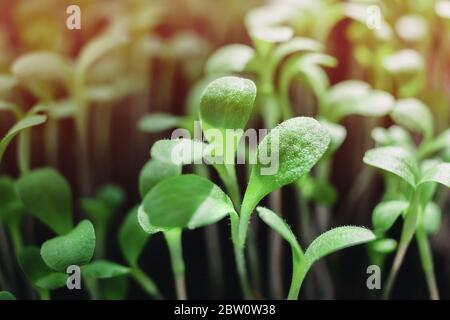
[0,0,449,299]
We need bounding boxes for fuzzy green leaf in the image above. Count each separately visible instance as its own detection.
[391,99,433,137]
[257,207,302,258]
[138,113,183,133]
[304,226,375,267]
[372,200,409,232]
[40,220,96,272]
[418,163,450,188]
[0,115,47,163]
[119,207,150,266]
[142,174,234,230]
[205,45,255,75]
[17,168,73,235]
[242,117,330,217]
[363,146,418,188]
[81,260,130,279]
[139,159,181,199]
[199,76,256,158]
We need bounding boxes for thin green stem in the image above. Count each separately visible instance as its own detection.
[38,289,50,300]
[164,229,186,300]
[383,191,420,299]
[416,227,439,300]
[17,129,31,175]
[233,245,252,299]
[44,115,58,168]
[131,266,163,299]
[287,252,307,300]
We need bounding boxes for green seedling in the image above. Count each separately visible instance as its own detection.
[257,207,375,299]
[81,185,125,258]
[0,291,16,300]
[364,146,450,300]
[139,174,234,299]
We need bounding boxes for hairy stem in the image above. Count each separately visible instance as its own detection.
[233,245,252,299]
[164,229,186,300]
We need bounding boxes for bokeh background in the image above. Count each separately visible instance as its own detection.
[0,0,449,299]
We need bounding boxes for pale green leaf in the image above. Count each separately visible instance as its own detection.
[205,45,255,75]
[0,115,47,163]
[418,163,450,188]
[423,202,441,235]
[138,113,183,133]
[304,226,375,267]
[142,174,234,230]
[119,207,150,266]
[372,200,409,232]
[150,139,209,166]
[81,260,130,279]
[139,159,181,199]
[391,98,433,137]
[363,146,418,188]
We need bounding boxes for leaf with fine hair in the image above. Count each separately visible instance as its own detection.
[199,76,256,156]
[138,113,183,133]
[81,260,130,279]
[304,226,376,267]
[205,44,255,75]
[372,200,409,232]
[40,220,96,272]
[119,207,151,266]
[391,99,434,138]
[242,117,330,218]
[141,174,235,230]
[139,159,181,199]
[418,162,450,188]
[0,115,47,163]
[257,207,302,258]
[17,168,73,235]
[363,146,419,188]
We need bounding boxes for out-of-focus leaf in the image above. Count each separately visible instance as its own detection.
[150,139,210,166]
[423,202,441,235]
[418,163,450,188]
[205,45,255,75]
[372,200,409,232]
[81,260,130,279]
[138,113,183,133]
[391,99,433,138]
[139,159,181,199]
[119,207,150,266]
[0,291,16,300]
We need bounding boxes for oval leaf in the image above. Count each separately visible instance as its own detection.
[139,159,181,199]
[138,113,183,133]
[81,260,130,279]
[17,168,73,234]
[418,163,450,188]
[142,174,234,230]
[242,117,330,217]
[119,207,150,266]
[150,139,209,166]
[0,291,16,300]
[423,202,441,235]
[363,146,418,188]
[372,200,409,232]
[391,99,433,138]
[304,226,375,267]
[40,220,96,272]
[205,44,255,75]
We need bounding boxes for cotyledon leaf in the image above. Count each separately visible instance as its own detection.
[0,115,47,163]
[304,226,376,267]
[139,159,181,199]
[242,117,330,217]
[141,174,235,230]
[391,98,433,138]
[423,202,441,235]
[372,200,410,232]
[40,220,96,272]
[16,168,73,235]
[81,260,130,279]
[205,44,255,75]
[199,76,256,155]
[0,291,16,300]
[138,113,184,133]
[119,207,151,266]
[418,162,450,188]
[363,146,418,188]
[150,139,210,166]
